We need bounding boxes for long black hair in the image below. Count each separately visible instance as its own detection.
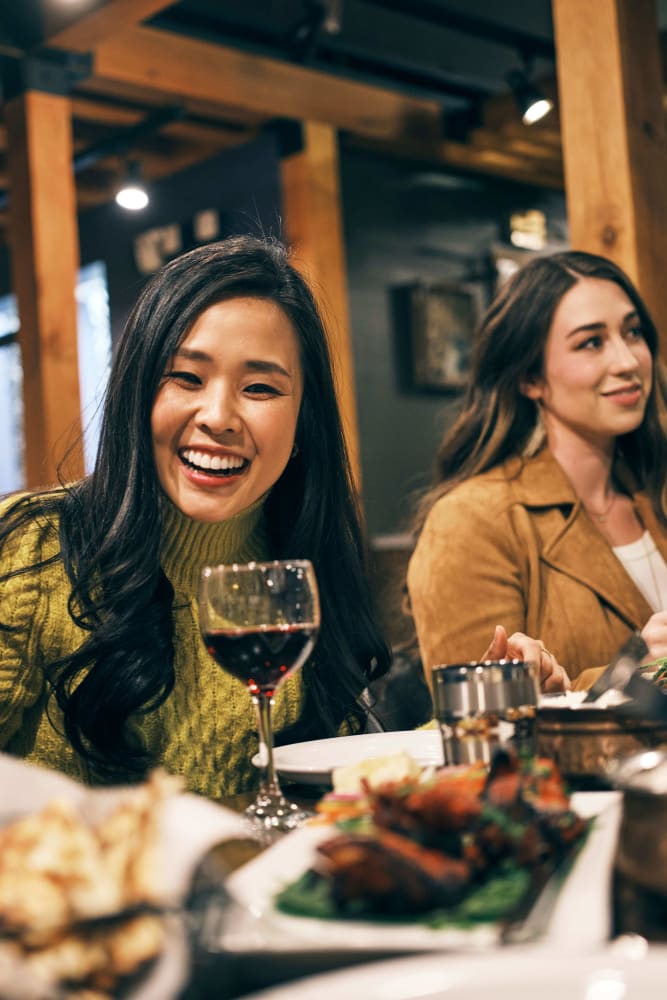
[416,250,667,528]
[0,235,390,779]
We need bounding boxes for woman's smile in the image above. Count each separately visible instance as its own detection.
[179,447,249,481]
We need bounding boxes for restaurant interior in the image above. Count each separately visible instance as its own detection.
[2,0,667,997]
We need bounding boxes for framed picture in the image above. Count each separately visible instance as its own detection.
[391,281,478,393]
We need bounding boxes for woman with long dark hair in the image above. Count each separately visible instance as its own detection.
[408,250,667,690]
[0,235,392,795]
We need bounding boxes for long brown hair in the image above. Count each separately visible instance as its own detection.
[415,250,667,529]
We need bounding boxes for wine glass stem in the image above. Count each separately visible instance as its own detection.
[252,692,281,796]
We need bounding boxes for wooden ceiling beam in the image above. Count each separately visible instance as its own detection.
[44,1,175,52]
[469,127,561,162]
[90,26,444,145]
[348,134,564,190]
[69,95,255,147]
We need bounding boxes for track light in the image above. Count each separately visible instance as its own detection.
[115,160,149,211]
[506,68,553,126]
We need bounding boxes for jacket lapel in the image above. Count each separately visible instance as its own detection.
[506,449,653,631]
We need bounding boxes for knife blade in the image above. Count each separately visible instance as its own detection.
[582,631,648,703]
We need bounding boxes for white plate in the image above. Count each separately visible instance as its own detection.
[224,791,621,956]
[252,730,444,784]
[241,943,667,1000]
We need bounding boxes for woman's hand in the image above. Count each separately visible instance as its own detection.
[640,612,667,663]
[482,624,571,693]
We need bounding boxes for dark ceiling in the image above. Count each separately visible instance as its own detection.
[145,0,556,108]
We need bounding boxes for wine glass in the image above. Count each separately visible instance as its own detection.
[199,559,320,835]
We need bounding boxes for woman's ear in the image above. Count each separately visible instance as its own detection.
[519,375,543,402]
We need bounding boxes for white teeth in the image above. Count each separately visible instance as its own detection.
[183,449,245,471]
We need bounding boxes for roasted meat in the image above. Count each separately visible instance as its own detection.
[316,829,471,914]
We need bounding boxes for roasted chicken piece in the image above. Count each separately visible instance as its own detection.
[371,767,486,851]
[316,829,471,914]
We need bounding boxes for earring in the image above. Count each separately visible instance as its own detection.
[290,442,299,459]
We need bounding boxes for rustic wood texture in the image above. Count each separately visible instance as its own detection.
[92,26,444,145]
[44,0,175,50]
[553,0,667,349]
[280,122,361,489]
[5,91,84,488]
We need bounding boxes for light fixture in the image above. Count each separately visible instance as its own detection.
[115,160,149,211]
[506,68,554,126]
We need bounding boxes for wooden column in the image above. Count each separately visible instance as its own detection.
[552,0,667,351]
[279,121,361,489]
[5,90,84,488]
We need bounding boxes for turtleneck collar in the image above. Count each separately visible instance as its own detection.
[159,495,272,592]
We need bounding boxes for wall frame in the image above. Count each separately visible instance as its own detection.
[391,281,478,393]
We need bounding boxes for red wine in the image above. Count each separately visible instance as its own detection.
[204,624,317,696]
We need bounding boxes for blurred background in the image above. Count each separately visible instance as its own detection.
[1,0,666,645]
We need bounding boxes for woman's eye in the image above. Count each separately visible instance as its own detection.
[245,382,283,396]
[165,370,201,386]
[577,336,602,351]
[627,325,644,341]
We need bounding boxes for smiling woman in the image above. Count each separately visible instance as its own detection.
[407,250,667,692]
[0,235,391,796]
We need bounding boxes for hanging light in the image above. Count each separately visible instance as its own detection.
[115,160,149,211]
[506,68,554,126]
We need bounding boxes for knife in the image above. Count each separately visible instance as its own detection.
[582,631,648,703]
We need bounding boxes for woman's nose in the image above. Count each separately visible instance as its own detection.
[609,334,640,372]
[196,388,242,434]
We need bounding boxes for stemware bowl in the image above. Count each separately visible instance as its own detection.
[199,559,320,836]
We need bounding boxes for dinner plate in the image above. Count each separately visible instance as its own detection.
[224,791,621,956]
[241,942,667,999]
[252,730,444,784]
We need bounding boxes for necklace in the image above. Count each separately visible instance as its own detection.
[584,491,617,523]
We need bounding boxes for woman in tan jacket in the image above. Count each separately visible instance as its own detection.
[408,251,667,690]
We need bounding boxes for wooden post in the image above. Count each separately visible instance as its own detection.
[552,0,667,351]
[5,89,84,488]
[279,121,362,488]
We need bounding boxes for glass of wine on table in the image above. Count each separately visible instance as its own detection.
[199,559,320,835]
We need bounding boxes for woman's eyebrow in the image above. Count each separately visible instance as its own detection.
[244,359,292,379]
[567,310,640,338]
[173,348,292,379]
[173,346,212,362]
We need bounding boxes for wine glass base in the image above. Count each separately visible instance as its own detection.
[244,791,312,837]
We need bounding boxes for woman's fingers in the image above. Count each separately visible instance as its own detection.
[641,613,667,662]
[480,624,508,661]
[506,631,571,693]
[480,627,570,693]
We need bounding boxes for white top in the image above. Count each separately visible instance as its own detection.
[613,530,667,612]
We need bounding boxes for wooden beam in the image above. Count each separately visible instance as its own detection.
[553,0,667,351]
[91,26,443,145]
[5,92,84,488]
[347,133,564,189]
[44,0,174,51]
[280,122,362,489]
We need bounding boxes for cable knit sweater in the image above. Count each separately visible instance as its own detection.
[0,494,303,797]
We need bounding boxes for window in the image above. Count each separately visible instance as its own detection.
[0,261,112,494]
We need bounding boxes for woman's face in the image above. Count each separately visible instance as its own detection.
[523,277,653,450]
[151,297,303,523]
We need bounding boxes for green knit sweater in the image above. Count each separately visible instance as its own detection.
[0,494,304,797]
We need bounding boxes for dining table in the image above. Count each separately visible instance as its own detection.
[182,781,413,1000]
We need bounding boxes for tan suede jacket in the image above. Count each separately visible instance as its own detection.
[407,447,667,687]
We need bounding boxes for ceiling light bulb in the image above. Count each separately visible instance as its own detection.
[522,97,554,126]
[115,184,149,211]
[506,69,554,127]
[115,161,149,211]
